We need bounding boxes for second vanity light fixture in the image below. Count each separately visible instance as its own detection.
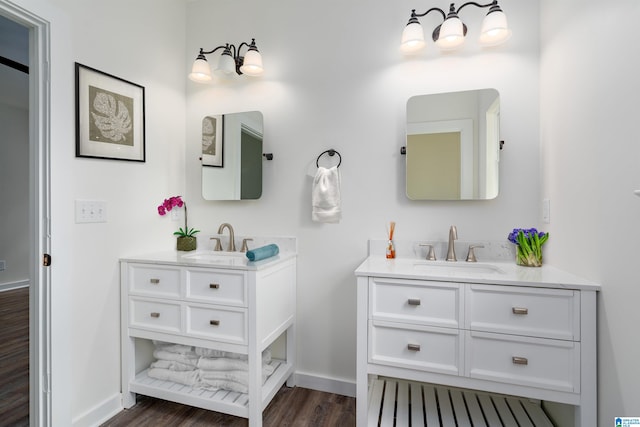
[401,1,511,53]
[189,38,264,83]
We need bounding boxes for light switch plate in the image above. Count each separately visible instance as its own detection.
[75,200,107,223]
[542,198,550,223]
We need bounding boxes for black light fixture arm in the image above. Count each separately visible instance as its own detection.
[454,0,500,14]
[198,45,228,56]
[411,7,446,20]
[411,1,500,22]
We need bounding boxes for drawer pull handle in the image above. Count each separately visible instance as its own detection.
[150,312,160,318]
[512,356,528,365]
[150,279,160,284]
[210,320,220,326]
[209,283,220,289]
[408,298,421,306]
[512,307,528,315]
[407,344,421,352]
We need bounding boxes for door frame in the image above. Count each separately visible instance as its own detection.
[0,2,51,426]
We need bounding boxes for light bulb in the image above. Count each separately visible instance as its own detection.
[479,10,512,46]
[400,21,426,54]
[240,49,264,77]
[188,57,212,82]
[435,17,465,50]
[214,51,236,77]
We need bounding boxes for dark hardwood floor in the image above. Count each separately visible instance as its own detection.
[102,386,355,427]
[0,287,29,427]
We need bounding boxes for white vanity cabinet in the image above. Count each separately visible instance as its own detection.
[355,256,600,427]
[120,251,296,427]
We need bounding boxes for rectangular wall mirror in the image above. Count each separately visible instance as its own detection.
[406,88,500,200]
[202,110,263,200]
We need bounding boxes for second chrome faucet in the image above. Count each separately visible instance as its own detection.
[216,223,236,251]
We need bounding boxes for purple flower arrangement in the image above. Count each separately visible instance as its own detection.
[508,228,549,267]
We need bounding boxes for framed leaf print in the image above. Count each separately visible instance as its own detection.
[75,63,145,162]
[201,115,223,167]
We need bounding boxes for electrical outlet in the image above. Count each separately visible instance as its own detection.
[75,200,107,223]
[0,260,5,271]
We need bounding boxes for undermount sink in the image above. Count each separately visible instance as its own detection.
[412,261,505,275]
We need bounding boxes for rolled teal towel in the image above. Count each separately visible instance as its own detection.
[246,244,279,262]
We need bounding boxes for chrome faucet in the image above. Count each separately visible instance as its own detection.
[217,223,236,251]
[446,226,458,261]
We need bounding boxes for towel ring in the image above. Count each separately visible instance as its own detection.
[316,149,342,168]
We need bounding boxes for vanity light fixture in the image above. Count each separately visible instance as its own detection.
[400,1,511,54]
[189,38,264,83]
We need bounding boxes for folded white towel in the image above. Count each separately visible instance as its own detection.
[153,341,194,355]
[152,350,199,368]
[150,359,196,372]
[147,368,199,387]
[312,166,341,223]
[197,357,276,376]
[194,348,272,363]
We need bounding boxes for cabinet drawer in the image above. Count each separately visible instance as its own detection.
[465,331,580,393]
[185,304,247,345]
[129,265,181,298]
[129,297,181,333]
[185,269,246,306]
[466,284,579,340]
[370,277,461,328]
[369,320,462,375]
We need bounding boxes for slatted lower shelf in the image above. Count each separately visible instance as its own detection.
[129,359,292,419]
[368,378,554,427]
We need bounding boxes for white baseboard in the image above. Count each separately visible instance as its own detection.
[72,392,122,427]
[293,371,356,398]
[0,279,29,292]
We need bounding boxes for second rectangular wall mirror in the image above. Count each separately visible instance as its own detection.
[406,88,500,200]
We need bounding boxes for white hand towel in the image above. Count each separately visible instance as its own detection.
[312,166,341,223]
[147,368,199,387]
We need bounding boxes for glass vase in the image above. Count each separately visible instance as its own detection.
[515,245,542,267]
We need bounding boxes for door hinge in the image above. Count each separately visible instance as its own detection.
[43,254,51,266]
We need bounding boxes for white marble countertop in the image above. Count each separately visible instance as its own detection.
[120,250,296,271]
[355,256,601,291]
[120,237,297,271]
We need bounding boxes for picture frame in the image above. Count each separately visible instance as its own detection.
[75,62,145,162]
[201,115,224,167]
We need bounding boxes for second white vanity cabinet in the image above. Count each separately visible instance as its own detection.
[355,256,600,427]
[120,250,296,427]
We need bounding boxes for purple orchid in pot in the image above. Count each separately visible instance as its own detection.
[508,228,549,267]
[157,196,200,251]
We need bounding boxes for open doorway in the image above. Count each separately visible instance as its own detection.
[0,3,51,426]
[0,13,30,426]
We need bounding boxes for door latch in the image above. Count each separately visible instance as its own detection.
[43,254,51,266]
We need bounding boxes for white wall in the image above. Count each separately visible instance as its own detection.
[7,0,187,424]
[540,0,640,424]
[186,0,540,388]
